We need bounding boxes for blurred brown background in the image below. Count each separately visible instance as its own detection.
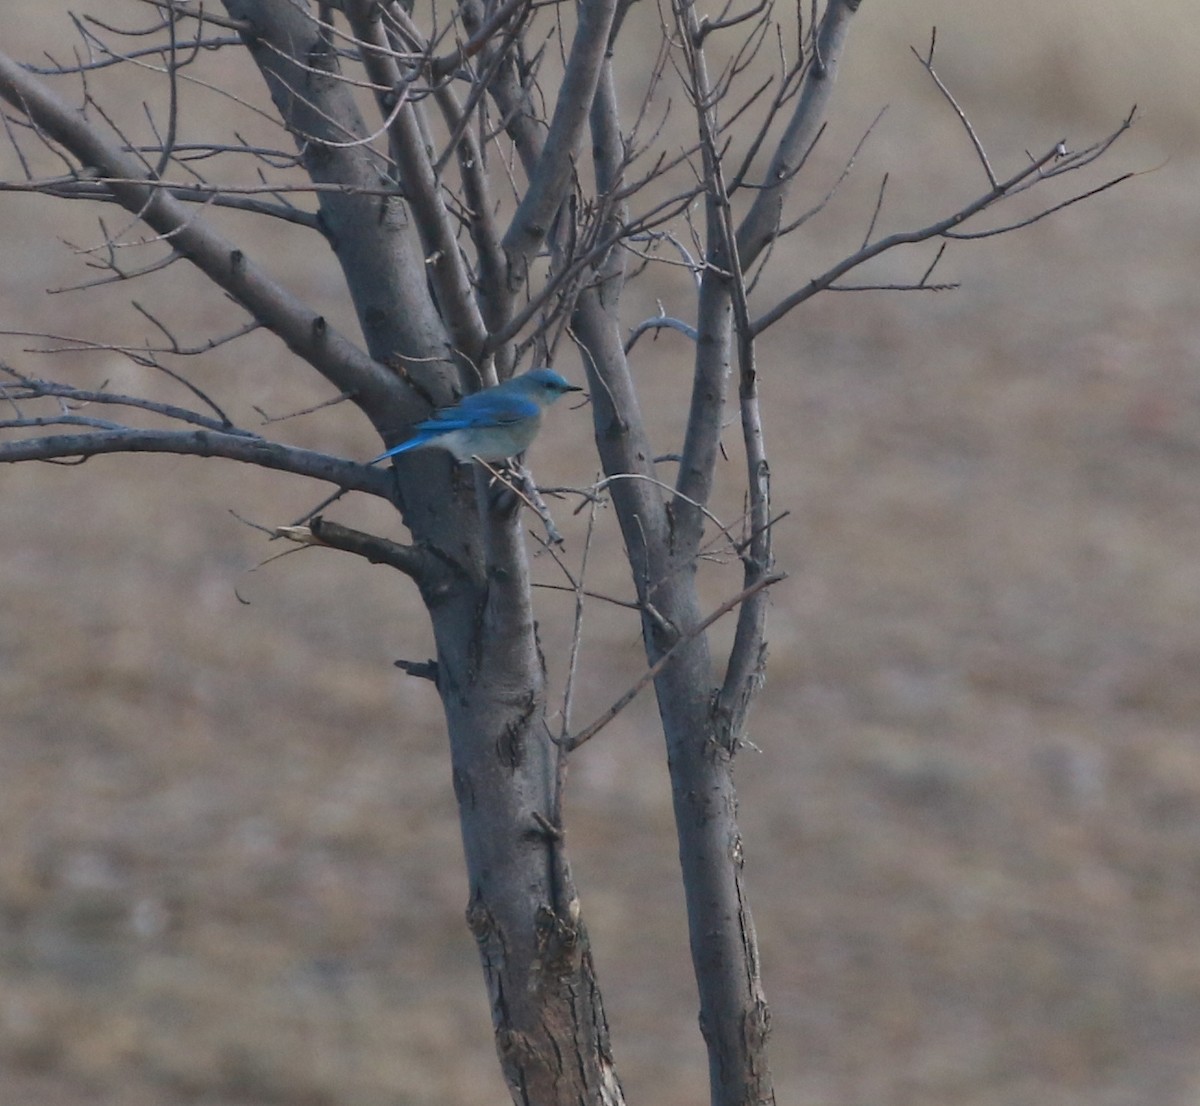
[3,2,1199,1104]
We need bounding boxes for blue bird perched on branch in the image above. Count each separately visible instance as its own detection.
[372,367,582,465]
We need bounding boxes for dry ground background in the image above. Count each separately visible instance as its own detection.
[3,2,1200,1104]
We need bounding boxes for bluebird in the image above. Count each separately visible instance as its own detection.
[372,367,582,465]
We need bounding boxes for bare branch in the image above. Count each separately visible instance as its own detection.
[562,571,785,751]
[827,281,959,292]
[752,133,1134,336]
[0,49,401,417]
[343,1,489,372]
[26,35,243,76]
[940,170,1134,240]
[0,175,322,227]
[457,0,546,178]
[860,170,888,248]
[713,158,774,764]
[736,0,863,266]
[148,0,180,178]
[429,0,533,79]
[488,185,699,355]
[135,1,255,35]
[625,312,699,354]
[694,0,770,44]
[218,1,460,422]
[532,488,601,737]
[501,0,619,297]
[275,516,432,580]
[671,0,739,540]
[0,426,394,496]
[47,244,182,292]
[912,28,997,188]
[0,371,236,433]
[255,390,353,426]
[430,84,509,358]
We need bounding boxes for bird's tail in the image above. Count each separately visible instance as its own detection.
[370,433,432,464]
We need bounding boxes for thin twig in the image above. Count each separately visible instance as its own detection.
[912,29,997,188]
[562,572,785,751]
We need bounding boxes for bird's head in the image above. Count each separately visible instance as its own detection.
[520,367,584,405]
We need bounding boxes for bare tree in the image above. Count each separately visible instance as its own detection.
[0,3,1131,1104]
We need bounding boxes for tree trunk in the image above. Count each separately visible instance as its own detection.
[227,4,624,1101]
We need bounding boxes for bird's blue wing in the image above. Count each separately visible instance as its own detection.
[414,390,539,432]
